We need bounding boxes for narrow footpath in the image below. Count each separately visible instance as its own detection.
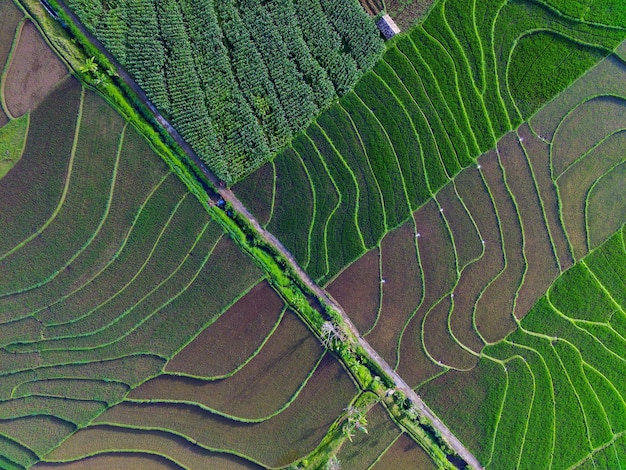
[49,2,483,468]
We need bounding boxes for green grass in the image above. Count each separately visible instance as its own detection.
[0,114,28,180]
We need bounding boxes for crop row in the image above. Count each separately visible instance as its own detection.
[419,224,626,468]
[235,0,626,284]
[67,0,384,182]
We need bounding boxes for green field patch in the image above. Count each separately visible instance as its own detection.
[508,31,607,118]
[372,432,437,469]
[583,364,626,434]
[129,313,324,420]
[418,358,506,464]
[558,131,626,258]
[330,93,394,242]
[2,415,75,457]
[371,60,431,209]
[336,403,400,469]
[474,150,524,343]
[41,425,260,469]
[38,451,184,469]
[306,123,364,278]
[0,124,171,321]
[553,340,614,448]
[585,229,626,310]
[14,378,129,405]
[267,149,315,266]
[166,281,284,379]
[290,134,339,281]
[0,317,41,347]
[552,96,626,178]
[381,46,450,192]
[326,248,380,334]
[518,123,574,271]
[498,132,560,318]
[423,296,478,369]
[586,161,626,249]
[355,71,427,211]
[0,89,123,296]
[576,322,626,360]
[233,161,275,227]
[488,356,533,470]
[422,5,494,153]
[35,175,185,326]
[0,77,80,257]
[549,263,615,323]
[367,221,422,367]
[0,113,28,180]
[509,332,591,468]
[93,356,357,468]
[0,396,104,426]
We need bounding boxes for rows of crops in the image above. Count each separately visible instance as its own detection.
[420,225,626,469]
[0,5,380,466]
[235,0,626,285]
[66,0,384,183]
[37,281,361,468]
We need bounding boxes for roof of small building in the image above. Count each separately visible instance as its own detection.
[376,14,401,40]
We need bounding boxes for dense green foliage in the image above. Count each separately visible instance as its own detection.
[236,0,626,283]
[67,0,384,183]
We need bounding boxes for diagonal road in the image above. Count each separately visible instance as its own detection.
[44,2,483,468]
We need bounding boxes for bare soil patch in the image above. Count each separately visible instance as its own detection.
[586,161,626,249]
[43,426,260,469]
[436,180,482,269]
[366,220,422,366]
[386,0,435,30]
[35,452,179,470]
[166,281,284,378]
[499,133,560,318]
[449,163,502,350]
[372,433,437,469]
[132,313,324,420]
[96,356,357,468]
[474,149,524,343]
[327,248,381,334]
[423,296,478,369]
[4,21,67,117]
[519,124,573,271]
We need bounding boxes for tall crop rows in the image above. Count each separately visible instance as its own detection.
[68,0,384,183]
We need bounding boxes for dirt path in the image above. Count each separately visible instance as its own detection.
[46,3,483,468]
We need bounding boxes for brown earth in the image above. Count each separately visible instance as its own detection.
[42,427,260,469]
[386,0,435,30]
[4,21,67,118]
[35,452,180,470]
[326,247,381,333]
[133,312,324,419]
[165,281,284,378]
[372,433,438,469]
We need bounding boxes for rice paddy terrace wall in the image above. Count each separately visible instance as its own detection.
[0,3,372,467]
[65,0,385,183]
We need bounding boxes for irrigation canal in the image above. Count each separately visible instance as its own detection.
[43,2,483,468]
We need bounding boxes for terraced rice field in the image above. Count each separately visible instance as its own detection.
[0,5,366,467]
[234,0,626,285]
[420,225,626,469]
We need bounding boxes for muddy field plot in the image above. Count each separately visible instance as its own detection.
[4,20,67,118]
